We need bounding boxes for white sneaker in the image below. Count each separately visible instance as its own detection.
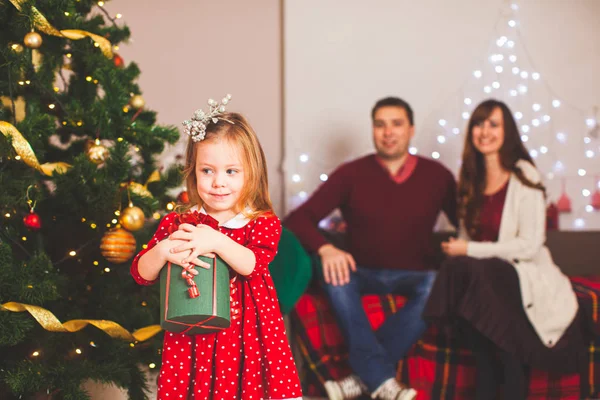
[371,378,417,400]
[323,374,368,400]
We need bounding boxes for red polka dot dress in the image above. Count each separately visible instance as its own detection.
[131,210,302,400]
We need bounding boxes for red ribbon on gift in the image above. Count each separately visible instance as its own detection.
[169,210,220,299]
[168,210,219,234]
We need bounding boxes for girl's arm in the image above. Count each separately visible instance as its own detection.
[131,213,204,285]
[171,215,282,279]
[137,240,170,282]
[131,213,176,285]
[214,234,256,276]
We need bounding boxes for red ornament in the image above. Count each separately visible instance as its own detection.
[556,179,572,213]
[591,189,600,211]
[546,203,559,231]
[23,211,42,231]
[113,53,124,68]
[178,190,190,204]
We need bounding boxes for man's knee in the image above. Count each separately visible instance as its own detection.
[415,270,437,298]
[322,275,360,303]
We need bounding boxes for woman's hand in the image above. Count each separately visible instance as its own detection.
[441,237,468,257]
[168,223,222,267]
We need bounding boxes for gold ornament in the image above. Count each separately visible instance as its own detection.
[129,95,145,109]
[10,43,24,53]
[24,32,43,49]
[1,302,161,342]
[100,228,136,264]
[120,203,145,231]
[87,139,109,164]
[9,0,113,58]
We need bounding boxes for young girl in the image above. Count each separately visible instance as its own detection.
[423,99,584,399]
[130,98,302,400]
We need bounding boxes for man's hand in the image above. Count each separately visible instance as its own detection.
[318,244,356,286]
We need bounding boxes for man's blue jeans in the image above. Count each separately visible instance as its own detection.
[322,266,436,392]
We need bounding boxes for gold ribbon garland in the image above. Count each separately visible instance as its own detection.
[121,170,161,199]
[9,0,113,59]
[1,302,162,342]
[0,121,71,176]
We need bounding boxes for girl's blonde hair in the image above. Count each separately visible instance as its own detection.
[182,112,273,219]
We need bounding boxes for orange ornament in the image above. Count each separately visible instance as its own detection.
[100,228,136,264]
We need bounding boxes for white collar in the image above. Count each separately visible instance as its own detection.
[190,205,251,229]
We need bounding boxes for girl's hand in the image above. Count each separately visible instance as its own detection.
[169,223,223,265]
[158,239,208,272]
[441,237,468,257]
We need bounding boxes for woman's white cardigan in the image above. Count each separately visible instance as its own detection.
[458,160,578,347]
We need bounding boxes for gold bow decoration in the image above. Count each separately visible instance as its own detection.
[121,170,161,199]
[1,302,162,342]
[9,0,113,59]
[0,121,71,176]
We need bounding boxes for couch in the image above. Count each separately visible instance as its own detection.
[290,230,600,400]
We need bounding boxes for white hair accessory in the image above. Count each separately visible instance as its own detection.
[182,94,232,142]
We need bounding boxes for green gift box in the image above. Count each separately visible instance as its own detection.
[159,255,231,335]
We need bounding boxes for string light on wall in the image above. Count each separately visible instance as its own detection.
[287,1,598,230]
[421,0,600,230]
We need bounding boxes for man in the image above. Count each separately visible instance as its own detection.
[284,97,457,400]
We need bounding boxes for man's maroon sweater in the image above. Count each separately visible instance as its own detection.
[284,155,457,271]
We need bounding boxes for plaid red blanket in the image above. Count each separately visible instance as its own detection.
[292,278,600,399]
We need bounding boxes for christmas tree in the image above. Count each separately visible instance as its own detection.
[0,1,183,398]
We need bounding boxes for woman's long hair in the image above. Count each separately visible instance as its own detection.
[458,99,545,238]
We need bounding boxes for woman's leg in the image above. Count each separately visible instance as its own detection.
[462,322,498,400]
[498,349,527,400]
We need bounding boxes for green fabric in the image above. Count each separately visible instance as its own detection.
[269,227,313,314]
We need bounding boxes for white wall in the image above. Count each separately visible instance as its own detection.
[104,0,284,214]
[284,0,600,230]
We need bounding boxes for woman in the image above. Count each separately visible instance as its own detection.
[423,99,584,399]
